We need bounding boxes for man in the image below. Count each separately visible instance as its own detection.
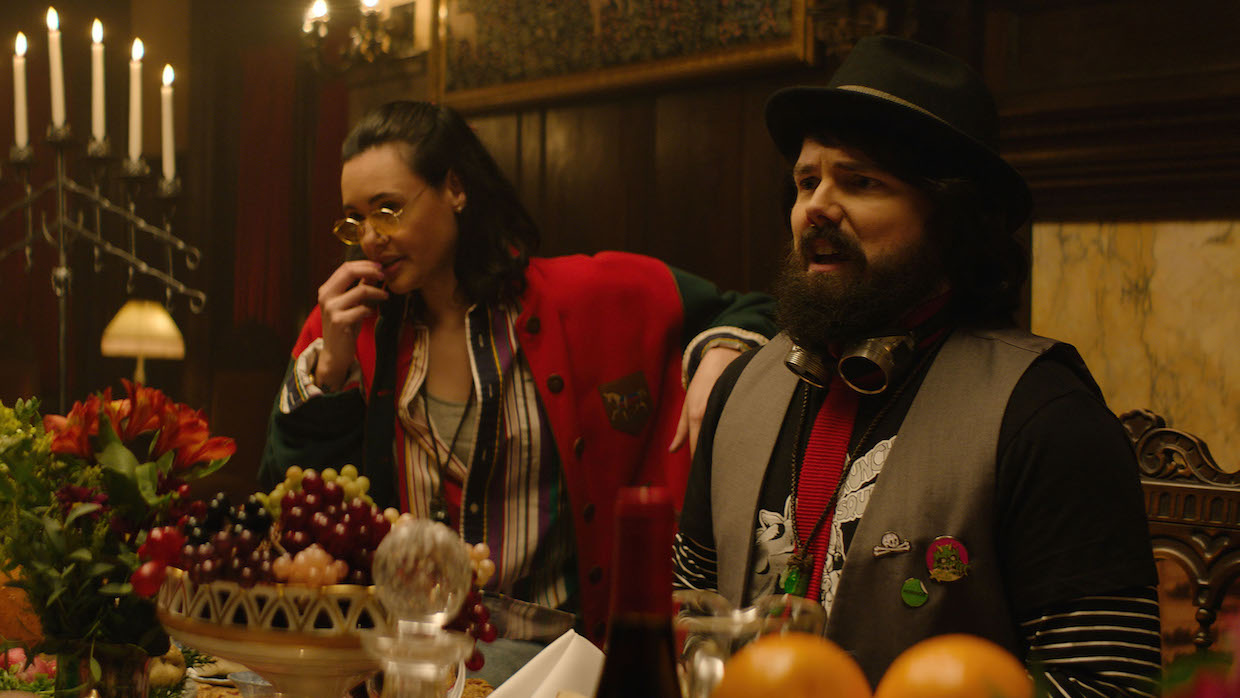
[673,36,1160,696]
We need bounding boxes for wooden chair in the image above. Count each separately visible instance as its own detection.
[1122,409,1240,660]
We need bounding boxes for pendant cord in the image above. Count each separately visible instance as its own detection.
[421,377,474,523]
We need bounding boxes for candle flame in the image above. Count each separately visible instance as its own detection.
[310,0,328,20]
[15,32,27,57]
[46,7,59,32]
[92,19,102,44]
[362,0,378,10]
[162,64,174,86]
[131,37,144,61]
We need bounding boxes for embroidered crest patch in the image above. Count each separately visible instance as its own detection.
[599,372,652,435]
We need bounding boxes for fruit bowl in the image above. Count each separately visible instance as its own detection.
[155,567,391,698]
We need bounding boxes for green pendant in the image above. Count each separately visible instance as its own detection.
[783,553,811,597]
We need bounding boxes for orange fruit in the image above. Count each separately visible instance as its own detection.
[874,634,1032,698]
[711,632,872,698]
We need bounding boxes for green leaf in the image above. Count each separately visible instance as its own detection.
[99,440,140,473]
[99,582,132,595]
[89,656,101,682]
[64,502,102,528]
[97,412,123,451]
[68,548,93,563]
[188,456,231,480]
[154,449,175,476]
[88,562,114,578]
[41,514,65,553]
[135,462,159,506]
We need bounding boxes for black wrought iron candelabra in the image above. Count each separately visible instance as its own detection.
[0,123,206,413]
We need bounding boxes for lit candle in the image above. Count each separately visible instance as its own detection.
[361,0,379,13]
[161,64,174,180]
[91,19,104,141]
[13,33,28,148]
[128,38,143,163]
[47,7,65,128]
[304,0,328,33]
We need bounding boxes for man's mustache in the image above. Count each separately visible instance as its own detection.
[798,224,865,264]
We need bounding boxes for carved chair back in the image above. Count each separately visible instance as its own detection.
[1123,409,1240,660]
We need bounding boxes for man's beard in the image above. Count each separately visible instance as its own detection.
[772,225,947,353]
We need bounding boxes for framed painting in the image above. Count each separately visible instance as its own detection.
[435,0,816,113]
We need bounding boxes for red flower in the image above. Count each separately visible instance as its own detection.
[55,484,109,519]
[117,379,167,441]
[43,394,102,458]
[176,436,236,472]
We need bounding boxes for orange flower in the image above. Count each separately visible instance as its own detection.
[175,435,236,471]
[152,402,208,460]
[115,379,166,441]
[42,395,102,458]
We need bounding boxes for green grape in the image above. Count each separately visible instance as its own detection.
[356,476,370,493]
[322,467,339,483]
[341,464,359,480]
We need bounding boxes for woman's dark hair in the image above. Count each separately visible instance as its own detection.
[341,101,539,307]
[781,119,1027,325]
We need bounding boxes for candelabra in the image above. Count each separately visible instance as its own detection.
[0,125,205,413]
[300,0,423,76]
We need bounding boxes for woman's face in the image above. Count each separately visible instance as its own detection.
[340,143,465,296]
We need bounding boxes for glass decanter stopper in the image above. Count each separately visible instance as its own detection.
[361,519,477,698]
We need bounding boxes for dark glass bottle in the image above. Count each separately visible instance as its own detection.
[594,486,682,697]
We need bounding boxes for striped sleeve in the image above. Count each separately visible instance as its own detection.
[1022,586,1162,697]
[278,338,363,413]
[673,531,719,592]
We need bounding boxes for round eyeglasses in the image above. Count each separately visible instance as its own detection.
[332,206,403,246]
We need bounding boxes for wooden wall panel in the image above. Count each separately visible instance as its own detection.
[541,100,657,257]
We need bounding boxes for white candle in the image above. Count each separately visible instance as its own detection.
[13,33,28,148]
[161,64,174,180]
[47,7,65,128]
[128,38,143,163]
[91,20,104,141]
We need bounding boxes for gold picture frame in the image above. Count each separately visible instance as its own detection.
[434,0,815,113]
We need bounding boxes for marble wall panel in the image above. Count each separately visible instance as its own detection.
[1032,221,1239,472]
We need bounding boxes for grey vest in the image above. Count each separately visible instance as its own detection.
[711,328,1057,686]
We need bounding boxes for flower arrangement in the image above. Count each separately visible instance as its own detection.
[0,381,235,695]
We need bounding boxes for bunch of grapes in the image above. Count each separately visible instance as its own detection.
[269,466,397,585]
[177,492,279,587]
[444,541,500,671]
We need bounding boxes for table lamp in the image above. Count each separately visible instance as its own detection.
[99,299,185,384]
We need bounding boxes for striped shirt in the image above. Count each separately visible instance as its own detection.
[284,303,577,640]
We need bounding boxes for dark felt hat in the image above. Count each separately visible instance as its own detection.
[765,35,1031,232]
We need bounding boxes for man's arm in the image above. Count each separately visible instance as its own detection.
[672,349,759,590]
[997,357,1160,696]
[1022,586,1161,698]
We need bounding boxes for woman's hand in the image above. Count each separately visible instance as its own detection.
[315,260,389,391]
[669,346,742,457]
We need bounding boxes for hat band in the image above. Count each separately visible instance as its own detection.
[835,84,949,127]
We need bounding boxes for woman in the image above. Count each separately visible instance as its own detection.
[260,101,774,682]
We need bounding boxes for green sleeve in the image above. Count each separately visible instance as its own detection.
[258,361,367,490]
[670,265,778,349]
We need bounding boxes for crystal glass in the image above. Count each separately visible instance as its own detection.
[673,590,827,698]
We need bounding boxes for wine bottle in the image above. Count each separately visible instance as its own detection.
[594,486,682,698]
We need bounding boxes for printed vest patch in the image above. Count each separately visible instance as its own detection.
[599,372,651,435]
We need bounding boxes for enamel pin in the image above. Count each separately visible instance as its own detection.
[873,531,911,558]
[926,535,970,582]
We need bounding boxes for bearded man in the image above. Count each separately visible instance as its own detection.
[673,36,1160,696]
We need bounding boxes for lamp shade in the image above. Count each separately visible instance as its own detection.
[100,299,185,359]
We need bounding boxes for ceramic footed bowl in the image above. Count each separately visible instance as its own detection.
[155,568,392,698]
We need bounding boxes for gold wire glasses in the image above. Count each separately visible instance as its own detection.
[331,206,403,245]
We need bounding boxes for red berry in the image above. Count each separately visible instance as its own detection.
[322,481,345,507]
[477,622,497,643]
[131,560,167,597]
[301,471,324,495]
[464,648,485,672]
[472,603,490,624]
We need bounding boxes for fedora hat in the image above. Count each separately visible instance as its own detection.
[765,35,1031,232]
